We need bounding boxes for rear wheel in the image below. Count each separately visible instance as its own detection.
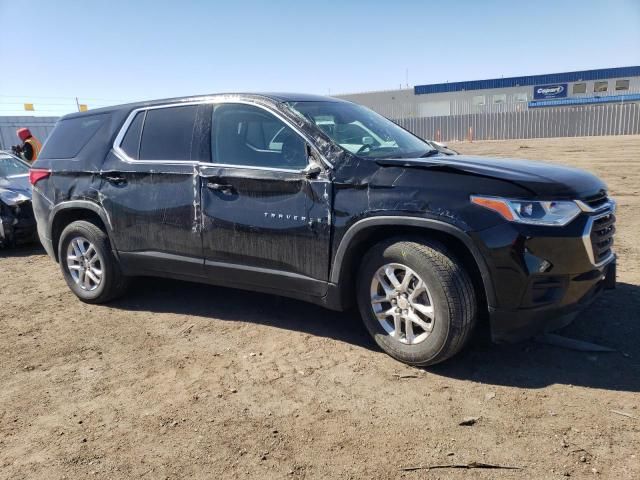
[58,220,129,303]
[357,238,477,366]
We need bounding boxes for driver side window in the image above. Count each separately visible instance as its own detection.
[211,104,308,170]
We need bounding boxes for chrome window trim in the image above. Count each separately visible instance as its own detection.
[198,162,309,174]
[581,203,616,267]
[111,99,331,172]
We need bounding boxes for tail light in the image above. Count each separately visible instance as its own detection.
[29,168,51,186]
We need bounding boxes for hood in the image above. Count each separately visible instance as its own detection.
[0,174,32,205]
[376,155,606,198]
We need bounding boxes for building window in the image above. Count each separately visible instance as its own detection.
[572,83,587,94]
[615,79,630,91]
[472,95,485,106]
[594,81,608,93]
[514,93,528,103]
[492,94,506,104]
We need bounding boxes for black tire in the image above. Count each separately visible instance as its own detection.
[356,238,477,366]
[58,220,129,303]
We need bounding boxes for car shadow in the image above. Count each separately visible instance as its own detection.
[0,242,45,258]
[109,277,640,393]
[111,276,376,352]
[429,282,640,393]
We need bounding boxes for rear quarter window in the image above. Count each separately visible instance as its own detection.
[119,111,145,159]
[40,114,109,159]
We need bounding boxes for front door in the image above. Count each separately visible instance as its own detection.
[199,102,332,297]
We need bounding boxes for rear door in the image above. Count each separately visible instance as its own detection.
[199,102,332,297]
[100,103,209,277]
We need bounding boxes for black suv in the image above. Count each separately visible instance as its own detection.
[31,93,616,365]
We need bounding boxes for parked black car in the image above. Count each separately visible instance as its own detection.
[0,151,37,247]
[30,93,616,365]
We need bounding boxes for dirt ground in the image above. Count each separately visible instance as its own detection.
[1,135,639,480]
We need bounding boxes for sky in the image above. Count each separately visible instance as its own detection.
[0,0,639,116]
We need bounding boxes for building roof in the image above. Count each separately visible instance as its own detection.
[414,66,640,95]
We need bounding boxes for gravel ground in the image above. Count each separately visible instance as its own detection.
[1,135,639,479]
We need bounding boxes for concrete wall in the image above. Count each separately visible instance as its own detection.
[0,116,58,150]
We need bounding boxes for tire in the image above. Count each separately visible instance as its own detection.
[356,238,477,366]
[58,220,129,303]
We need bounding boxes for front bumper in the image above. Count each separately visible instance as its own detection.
[489,258,615,342]
[471,209,617,343]
[0,200,37,247]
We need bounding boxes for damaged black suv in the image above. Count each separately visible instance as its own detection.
[31,93,616,365]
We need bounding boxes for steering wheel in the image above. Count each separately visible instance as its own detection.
[356,143,373,155]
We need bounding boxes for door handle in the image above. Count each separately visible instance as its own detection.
[103,173,127,186]
[206,181,235,194]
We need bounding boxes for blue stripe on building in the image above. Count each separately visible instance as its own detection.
[528,93,640,108]
[414,67,640,95]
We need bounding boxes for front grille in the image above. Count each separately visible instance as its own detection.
[590,212,615,264]
[583,190,609,210]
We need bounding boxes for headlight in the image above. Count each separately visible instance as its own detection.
[471,195,581,226]
[0,189,30,206]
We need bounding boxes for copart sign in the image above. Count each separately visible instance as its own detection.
[533,84,568,100]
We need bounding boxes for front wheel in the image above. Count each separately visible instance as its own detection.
[357,238,477,366]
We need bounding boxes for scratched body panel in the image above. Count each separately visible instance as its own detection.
[99,152,201,262]
[199,165,331,282]
[329,155,537,260]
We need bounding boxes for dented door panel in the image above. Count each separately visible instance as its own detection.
[199,165,331,289]
[99,152,203,275]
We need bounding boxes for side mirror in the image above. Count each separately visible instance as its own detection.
[362,136,374,145]
[304,157,322,178]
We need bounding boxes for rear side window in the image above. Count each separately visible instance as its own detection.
[40,114,109,159]
[139,105,198,161]
[119,111,144,159]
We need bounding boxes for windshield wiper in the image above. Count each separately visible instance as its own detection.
[419,149,440,158]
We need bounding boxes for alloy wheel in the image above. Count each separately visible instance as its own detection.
[66,236,103,291]
[370,263,435,345]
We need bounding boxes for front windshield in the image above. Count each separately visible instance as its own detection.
[0,154,29,177]
[286,101,434,159]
